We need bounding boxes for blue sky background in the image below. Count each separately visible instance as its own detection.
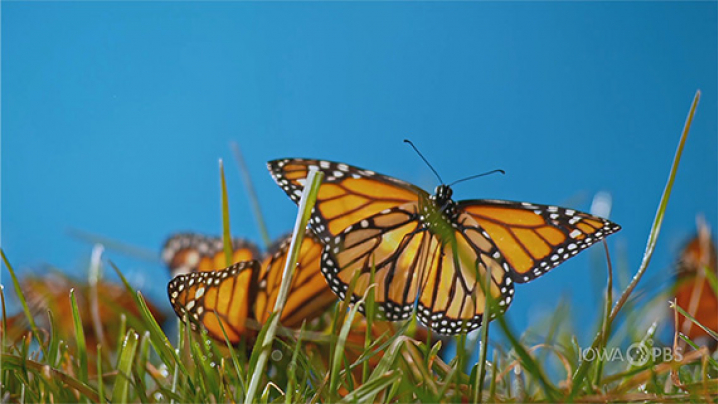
[3,3,717,346]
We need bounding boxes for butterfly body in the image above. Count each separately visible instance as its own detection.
[269,158,621,335]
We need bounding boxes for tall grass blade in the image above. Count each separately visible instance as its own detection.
[571,90,701,397]
[69,289,89,391]
[1,354,101,402]
[109,262,185,375]
[338,371,401,404]
[1,250,47,358]
[474,252,495,403]
[219,159,234,267]
[213,311,246,398]
[329,294,363,394]
[231,141,272,248]
[593,241,615,387]
[97,344,105,403]
[88,244,106,349]
[113,330,139,404]
[117,314,127,354]
[46,310,60,368]
[363,259,377,383]
[66,228,161,263]
[494,314,559,400]
[137,331,151,392]
[245,166,324,403]
[1,286,7,353]
[671,302,718,342]
[361,336,409,403]
[285,323,305,404]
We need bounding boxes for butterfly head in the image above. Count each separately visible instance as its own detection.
[433,184,454,205]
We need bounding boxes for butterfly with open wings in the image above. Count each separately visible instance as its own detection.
[268,157,621,334]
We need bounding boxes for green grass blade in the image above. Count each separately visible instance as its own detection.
[1,250,47,359]
[337,371,401,404]
[112,330,139,404]
[136,291,184,372]
[361,336,409,403]
[363,259,377,384]
[46,310,60,368]
[109,262,186,375]
[1,354,101,402]
[88,244,107,352]
[97,344,106,403]
[244,168,324,403]
[247,311,277,383]
[66,228,161,264]
[117,314,127,354]
[488,349,499,401]
[494,314,559,400]
[704,263,718,296]
[474,252,494,403]
[219,159,234,267]
[136,331,151,393]
[671,301,718,342]
[593,241,615,387]
[571,90,701,397]
[69,289,89,392]
[231,141,272,249]
[329,295,362,394]
[212,311,246,398]
[285,323,305,404]
[1,286,7,353]
[189,331,213,400]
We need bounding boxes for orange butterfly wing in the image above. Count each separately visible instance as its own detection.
[167,261,260,344]
[675,227,718,344]
[268,159,426,242]
[459,199,621,283]
[167,233,339,343]
[162,233,260,277]
[254,232,338,327]
[322,204,515,334]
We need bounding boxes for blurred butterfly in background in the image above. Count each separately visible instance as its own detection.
[268,152,621,335]
[674,218,718,351]
[166,232,338,343]
[162,233,261,277]
[20,273,166,358]
[1,312,31,345]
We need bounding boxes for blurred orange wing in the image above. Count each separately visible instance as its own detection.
[162,233,260,277]
[675,227,718,343]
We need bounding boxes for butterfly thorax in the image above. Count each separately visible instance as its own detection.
[421,185,459,234]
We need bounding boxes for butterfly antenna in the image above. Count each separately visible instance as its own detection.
[449,169,505,187]
[403,139,443,184]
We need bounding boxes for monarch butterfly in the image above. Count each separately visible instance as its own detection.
[268,157,621,334]
[675,221,718,350]
[162,233,261,277]
[167,232,338,343]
